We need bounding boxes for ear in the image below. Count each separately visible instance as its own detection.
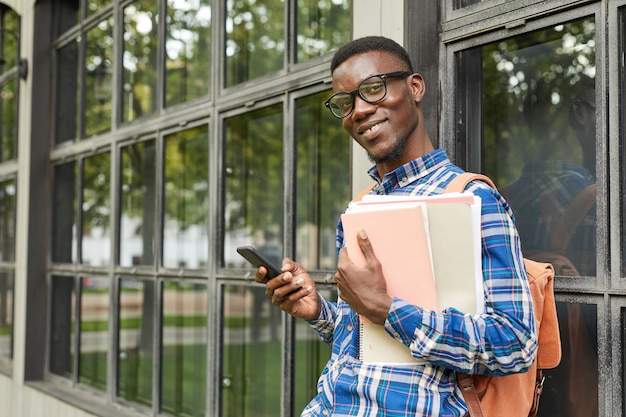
[408,73,426,103]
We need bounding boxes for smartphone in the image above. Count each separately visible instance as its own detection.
[236,245,283,279]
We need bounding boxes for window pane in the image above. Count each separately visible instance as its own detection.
[224,105,283,268]
[79,276,109,390]
[118,278,154,407]
[463,18,597,277]
[50,276,76,378]
[52,162,78,263]
[0,179,16,263]
[539,302,598,416]
[294,285,333,413]
[225,0,284,87]
[87,0,112,17]
[161,281,208,417]
[163,126,209,269]
[1,8,19,71]
[0,272,13,362]
[221,284,282,417]
[82,153,111,266]
[166,0,211,106]
[295,91,350,269]
[55,41,79,144]
[120,140,157,267]
[296,0,350,62]
[0,79,17,162]
[123,0,158,122]
[85,18,113,137]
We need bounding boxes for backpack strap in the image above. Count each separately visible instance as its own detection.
[353,183,376,203]
[445,173,497,193]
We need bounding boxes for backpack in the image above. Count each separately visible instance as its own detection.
[446,173,562,417]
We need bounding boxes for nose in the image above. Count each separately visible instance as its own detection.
[350,94,377,120]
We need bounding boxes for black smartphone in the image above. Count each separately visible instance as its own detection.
[236,245,282,279]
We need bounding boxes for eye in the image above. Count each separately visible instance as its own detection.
[360,80,384,97]
[333,95,353,111]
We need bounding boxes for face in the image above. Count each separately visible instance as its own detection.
[331,51,427,169]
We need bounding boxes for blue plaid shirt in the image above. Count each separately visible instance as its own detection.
[302,149,537,417]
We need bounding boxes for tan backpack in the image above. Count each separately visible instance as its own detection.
[447,173,562,417]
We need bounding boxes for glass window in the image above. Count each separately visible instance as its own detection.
[0,7,19,162]
[55,40,79,144]
[0,179,16,263]
[85,18,113,137]
[220,283,283,417]
[82,153,112,266]
[120,140,157,267]
[225,0,285,87]
[161,281,208,417]
[118,278,155,407]
[295,91,350,270]
[223,105,283,269]
[123,0,159,123]
[87,0,112,17]
[0,271,13,363]
[456,17,598,417]
[163,126,210,269]
[79,276,109,390]
[296,0,351,63]
[165,0,211,106]
[49,276,76,378]
[52,162,78,264]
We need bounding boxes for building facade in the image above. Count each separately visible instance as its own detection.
[0,0,620,416]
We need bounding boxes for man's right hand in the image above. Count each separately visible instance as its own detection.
[254,259,321,321]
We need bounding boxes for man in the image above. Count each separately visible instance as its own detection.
[254,36,537,416]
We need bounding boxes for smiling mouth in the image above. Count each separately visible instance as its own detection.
[359,121,384,137]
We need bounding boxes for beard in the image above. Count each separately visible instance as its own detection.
[367,135,408,164]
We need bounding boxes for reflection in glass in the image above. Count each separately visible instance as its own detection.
[0,179,16,262]
[52,162,78,263]
[55,41,79,144]
[79,276,109,390]
[296,0,350,62]
[295,91,350,269]
[539,302,598,417]
[0,79,17,162]
[87,0,112,17]
[0,7,19,71]
[49,276,76,378]
[294,285,333,412]
[163,126,209,269]
[467,18,597,277]
[0,272,13,362]
[161,281,208,417]
[118,278,154,407]
[82,153,111,266]
[225,0,284,87]
[456,18,598,417]
[166,0,211,106]
[221,284,282,417]
[224,105,283,269]
[123,0,158,122]
[85,18,113,137]
[120,140,156,267]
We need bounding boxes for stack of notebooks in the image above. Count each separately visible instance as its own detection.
[341,191,484,364]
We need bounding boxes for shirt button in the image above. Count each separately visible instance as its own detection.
[347,325,353,331]
[322,410,329,416]
[393,332,401,338]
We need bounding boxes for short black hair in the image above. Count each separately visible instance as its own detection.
[330,36,414,74]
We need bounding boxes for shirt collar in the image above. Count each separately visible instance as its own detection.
[367,148,450,193]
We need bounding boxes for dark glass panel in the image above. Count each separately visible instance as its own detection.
[165,0,211,106]
[55,41,80,144]
[0,79,17,162]
[225,0,284,87]
[162,125,209,269]
[79,276,109,390]
[296,0,350,62]
[0,271,13,362]
[221,284,282,417]
[224,105,283,269]
[120,140,157,267]
[0,179,15,262]
[295,91,350,270]
[123,0,159,122]
[117,278,155,407]
[49,276,76,378]
[160,281,208,417]
[0,7,19,71]
[52,162,78,263]
[84,18,113,137]
[82,153,111,266]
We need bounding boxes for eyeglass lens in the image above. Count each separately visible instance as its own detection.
[327,74,388,118]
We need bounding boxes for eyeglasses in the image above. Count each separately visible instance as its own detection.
[325,71,412,118]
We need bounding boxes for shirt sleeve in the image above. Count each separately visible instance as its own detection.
[383,183,538,375]
[306,295,337,345]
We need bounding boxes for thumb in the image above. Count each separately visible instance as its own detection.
[357,229,376,260]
